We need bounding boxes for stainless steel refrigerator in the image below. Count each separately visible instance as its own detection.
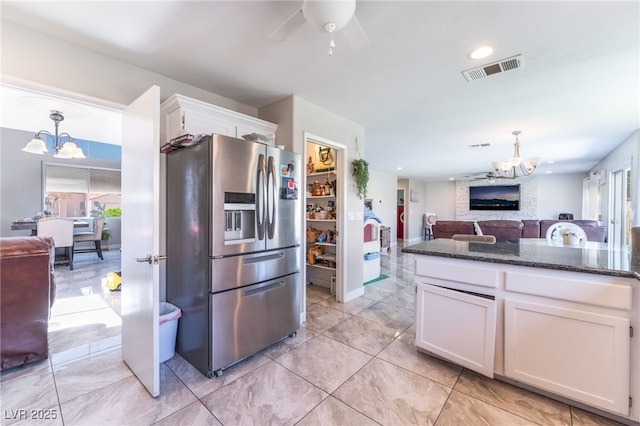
[166,133,302,378]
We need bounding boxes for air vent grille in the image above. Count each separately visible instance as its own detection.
[468,143,491,148]
[462,54,523,81]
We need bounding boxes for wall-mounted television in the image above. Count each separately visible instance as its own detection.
[469,184,520,211]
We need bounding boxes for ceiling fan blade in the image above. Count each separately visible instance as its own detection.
[465,172,497,181]
[341,14,369,50]
[270,8,306,41]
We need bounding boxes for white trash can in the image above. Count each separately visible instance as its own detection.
[159,302,182,363]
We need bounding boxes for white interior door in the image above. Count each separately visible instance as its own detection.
[121,86,161,397]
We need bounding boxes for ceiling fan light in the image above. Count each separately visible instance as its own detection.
[302,0,356,32]
[22,137,48,154]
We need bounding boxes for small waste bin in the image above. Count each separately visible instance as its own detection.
[159,302,182,363]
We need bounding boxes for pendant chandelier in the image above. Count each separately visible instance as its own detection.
[491,130,539,178]
[22,110,86,159]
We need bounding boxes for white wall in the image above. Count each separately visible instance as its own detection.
[406,179,427,242]
[425,181,456,220]
[2,21,256,115]
[536,173,586,219]
[367,168,398,244]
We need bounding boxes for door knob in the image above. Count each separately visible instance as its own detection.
[136,255,167,264]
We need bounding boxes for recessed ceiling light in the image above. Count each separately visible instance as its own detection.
[396,166,402,170]
[468,46,493,60]
[449,177,455,181]
[545,170,553,174]
[547,160,555,164]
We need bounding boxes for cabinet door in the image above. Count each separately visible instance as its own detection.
[415,283,497,377]
[504,299,630,415]
[237,123,276,143]
[183,109,235,138]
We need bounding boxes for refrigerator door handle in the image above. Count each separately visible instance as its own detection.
[243,281,285,297]
[242,252,285,264]
[257,153,266,240]
[267,155,277,239]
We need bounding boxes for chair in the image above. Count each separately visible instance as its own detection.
[545,222,587,247]
[452,234,496,243]
[73,216,105,260]
[37,217,75,270]
[424,213,436,240]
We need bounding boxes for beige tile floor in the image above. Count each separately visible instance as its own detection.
[0,244,628,425]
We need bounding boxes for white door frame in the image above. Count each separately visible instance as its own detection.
[303,132,347,312]
[609,166,630,248]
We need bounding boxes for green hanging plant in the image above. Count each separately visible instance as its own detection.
[352,159,369,200]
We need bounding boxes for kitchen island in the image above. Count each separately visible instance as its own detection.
[402,239,640,423]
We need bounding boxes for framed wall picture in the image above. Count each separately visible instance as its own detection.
[410,189,419,203]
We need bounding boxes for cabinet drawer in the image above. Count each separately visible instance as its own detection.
[505,269,632,310]
[416,257,499,288]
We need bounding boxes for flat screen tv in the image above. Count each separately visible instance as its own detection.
[469,184,520,211]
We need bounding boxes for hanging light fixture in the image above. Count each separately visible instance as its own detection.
[22,110,86,159]
[491,130,540,178]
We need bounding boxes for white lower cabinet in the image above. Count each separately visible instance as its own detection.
[415,283,497,378]
[414,255,638,421]
[504,298,630,415]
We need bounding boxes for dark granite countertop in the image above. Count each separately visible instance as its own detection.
[402,238,640,281]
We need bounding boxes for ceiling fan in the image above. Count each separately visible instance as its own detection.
[270,0,369,55]
[466,172,500,182]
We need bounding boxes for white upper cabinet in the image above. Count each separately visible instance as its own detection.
[160,94,277,144]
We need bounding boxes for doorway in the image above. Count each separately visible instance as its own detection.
[609,167,632,247]
[397,189,405,239]
[304,133,346,308]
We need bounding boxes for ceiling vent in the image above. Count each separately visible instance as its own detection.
[462,54,523,82]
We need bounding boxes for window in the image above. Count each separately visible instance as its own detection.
[44,164,121,218]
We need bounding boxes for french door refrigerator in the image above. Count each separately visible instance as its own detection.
[166,133,302,377]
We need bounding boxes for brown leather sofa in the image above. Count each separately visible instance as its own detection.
[474,220,524,243]
[0,237,56,371]
[432,219,606,243]
[431,221,476,239]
